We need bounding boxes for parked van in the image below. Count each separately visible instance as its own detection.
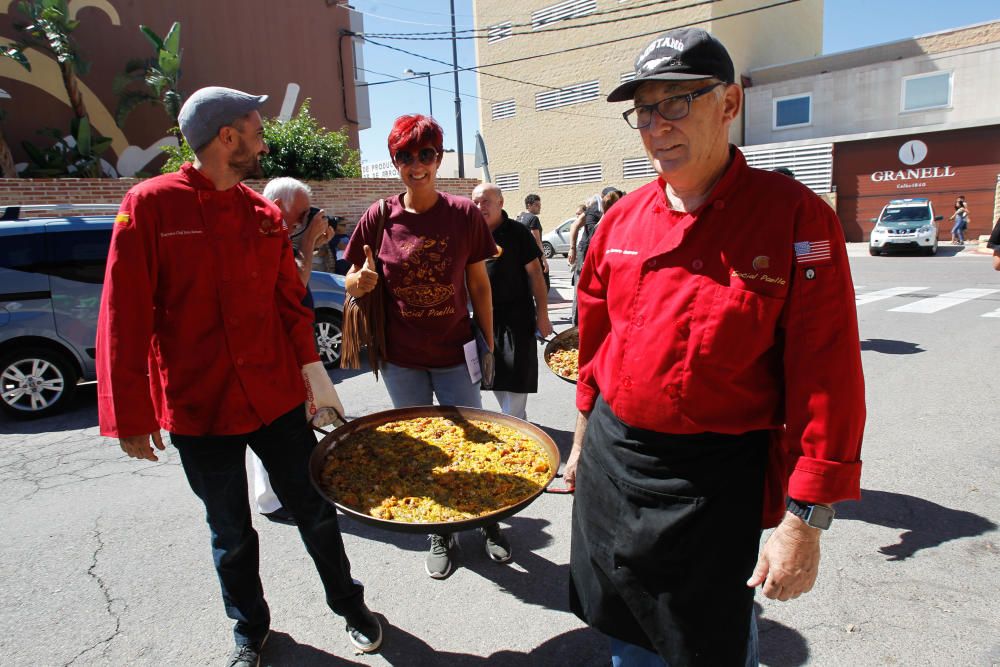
[0,206,345,419]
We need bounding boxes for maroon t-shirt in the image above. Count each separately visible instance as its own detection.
[345,192,497,368]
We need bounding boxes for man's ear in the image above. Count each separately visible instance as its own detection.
[722,84,743,121]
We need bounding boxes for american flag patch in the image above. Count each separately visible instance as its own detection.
[793,240,831,264]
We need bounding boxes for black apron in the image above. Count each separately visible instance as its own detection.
[570,396,767,666]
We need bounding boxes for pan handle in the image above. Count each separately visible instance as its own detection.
[543,472,575,494]
[311,405,348,436]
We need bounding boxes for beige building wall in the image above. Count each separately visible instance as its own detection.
[473,0,823,223]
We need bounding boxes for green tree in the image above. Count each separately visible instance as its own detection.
[161,101,361,180]
[261,101,360,179]
[115,22,184,127]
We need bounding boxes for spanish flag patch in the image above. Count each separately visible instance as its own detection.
[114,213,130,225]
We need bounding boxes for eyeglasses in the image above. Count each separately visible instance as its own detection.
[393,147,440,166]
[622,83,724,129]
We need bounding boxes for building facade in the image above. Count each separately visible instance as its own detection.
[743,20,1000,241]
[0,1,368,177]
[472,0,824,224]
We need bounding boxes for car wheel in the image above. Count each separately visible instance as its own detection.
[868,246,880,256]
[925,244,937,256]
[542,242,555,259]
[314,310,343,369]
[0,347,79,419]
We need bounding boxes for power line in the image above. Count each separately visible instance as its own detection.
[360,0,710,39]
[360,0,801,82]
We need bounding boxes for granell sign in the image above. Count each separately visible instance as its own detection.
[869,140,956,189]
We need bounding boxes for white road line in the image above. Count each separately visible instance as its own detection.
[982,309,1000,318]
[889,288,1000,314]
[855,287,928,307]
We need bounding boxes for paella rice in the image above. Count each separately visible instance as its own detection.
[319,417,551,523]
[548,348,579,381]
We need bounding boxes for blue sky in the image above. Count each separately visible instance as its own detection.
[353,0,1000,164]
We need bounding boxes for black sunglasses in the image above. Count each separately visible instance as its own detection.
[394,147,440,166]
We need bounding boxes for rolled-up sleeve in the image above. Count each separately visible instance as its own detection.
[781,198,865,504]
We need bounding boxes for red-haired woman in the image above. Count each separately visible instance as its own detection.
[344,115,504,579]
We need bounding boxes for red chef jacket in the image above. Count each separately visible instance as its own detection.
[576,148,865,527]
[97,163,319,438]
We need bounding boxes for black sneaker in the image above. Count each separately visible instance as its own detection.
[481,523,512,563]
[226,631,269,667]
[345,606,383,653]
[425,533,454,579]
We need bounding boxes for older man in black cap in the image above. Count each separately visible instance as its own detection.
[564,29,866,666]
[96,86,382,665]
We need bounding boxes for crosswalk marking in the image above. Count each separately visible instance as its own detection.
[889,288,1000,314]
[855,287,928,307]
[982,309,1000,318]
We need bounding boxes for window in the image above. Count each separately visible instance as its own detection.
[531,0,596,30]
[620,71,637,84]
[538,163,602,187]
[494,173,520,191]
[491,99,516,120]
[901,71,952,112]
[773,93,811,129]
[487,22,512,43]
[535,80,599,111]
[623,157,656,180]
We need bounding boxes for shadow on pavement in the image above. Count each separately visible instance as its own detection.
[264,624,608,666]
[756,602,809,667]
[837,489,998,561]
[860,338,924,355]
[263,630,363,665]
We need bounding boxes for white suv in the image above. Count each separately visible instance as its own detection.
[869,198,942,256]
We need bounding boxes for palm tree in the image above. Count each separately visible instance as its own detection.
[12,0,90,119]
[115,22,184,127]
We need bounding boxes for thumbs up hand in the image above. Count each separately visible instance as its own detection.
[347,244,379,297]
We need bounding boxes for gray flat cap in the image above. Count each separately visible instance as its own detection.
[178,86,268,152]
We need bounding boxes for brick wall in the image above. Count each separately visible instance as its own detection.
[0,176,484,229]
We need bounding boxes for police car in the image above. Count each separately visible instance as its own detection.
[868,198,943,256]
[0,205,345,419]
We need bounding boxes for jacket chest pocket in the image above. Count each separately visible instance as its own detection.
[695,285,784,370]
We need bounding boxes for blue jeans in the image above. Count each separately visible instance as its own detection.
[951,219,966,242]
[381,361,482,409]
[609,610,759,667]
[171,406,365,647]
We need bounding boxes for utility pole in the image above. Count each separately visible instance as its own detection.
[450,0,464,177]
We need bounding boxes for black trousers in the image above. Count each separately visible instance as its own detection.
[570,396,767,666]
[172,406,365,646]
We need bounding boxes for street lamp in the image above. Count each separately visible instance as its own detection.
[403,68,433,117]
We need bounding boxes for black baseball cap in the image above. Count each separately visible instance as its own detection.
[607,28,735,103]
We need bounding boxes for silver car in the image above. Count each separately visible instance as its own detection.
[541,217,576,258]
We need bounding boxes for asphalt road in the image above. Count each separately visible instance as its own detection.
[1,245,998,666]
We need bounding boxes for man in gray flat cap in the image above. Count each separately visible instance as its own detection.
[97,86,383,665]
[566,28,865,666]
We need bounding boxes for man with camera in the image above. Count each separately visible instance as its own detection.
[242,177,330,525]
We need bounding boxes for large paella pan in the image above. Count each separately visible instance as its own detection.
[309,406,560,533]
